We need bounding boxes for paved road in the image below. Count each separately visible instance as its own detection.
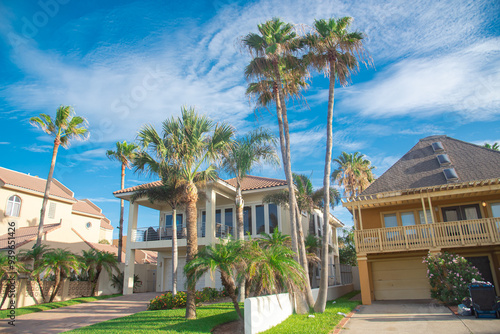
[341,300,499,334]
[0,292,161,334]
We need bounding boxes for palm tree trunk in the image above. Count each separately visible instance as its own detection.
[0,282,11,309]
[50,267,61,302]
[36,138,60,246]
[172,207,178,295]
[235,182,245,302]
[185,184,198,319]
[295,204,315,307]
[91,270,102,296]
[220,271,243,319]
[314,61,335,313]
[118,164,126,263]
[36,276,46,303]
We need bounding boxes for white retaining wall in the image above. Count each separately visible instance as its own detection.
[244,284,354,334]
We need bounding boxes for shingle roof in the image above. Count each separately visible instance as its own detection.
[72,199,104,217]
[100,218,113,230]
[0,223,61,249]
[362,135,500,195]
[114,175,287,195]
[0,167,75,201]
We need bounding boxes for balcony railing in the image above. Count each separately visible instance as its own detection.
[354,217,500,254]
[131,223,233,242]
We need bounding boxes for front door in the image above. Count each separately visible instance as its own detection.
[465,256,494,284]
[442,204,481,222]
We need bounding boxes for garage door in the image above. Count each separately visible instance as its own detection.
[372,258,431,300]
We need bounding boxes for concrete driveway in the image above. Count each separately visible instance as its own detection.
[341,300,499,334]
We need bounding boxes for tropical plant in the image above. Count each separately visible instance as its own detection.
[135,106,234,319]
[304,16,370,312]
[30,105,89,246]
[185,240,245,319]
[423,252,482,304]
[483,142,499,151]
[81,249,119,296]
[338,227,356,266]
[106,141,138,262]
[18,244,53,302]
[259,229,291,248]
[220,127,279,301]
[332,151,375,200]
[36,249,82,302]
[110,271,142,292]
[0,253,26,309]
[304,234,322,284]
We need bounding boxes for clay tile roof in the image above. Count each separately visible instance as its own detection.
[362,135,500,195]
[0,167,75,201]
[86,242,126,261]
[0,223,61,250]
[72,199,104,217]
[113,180,162,195]
[100,218,113,230]
[224,175,288,191]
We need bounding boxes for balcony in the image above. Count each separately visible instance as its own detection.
[354,217,500,254]
[131,223,233,243]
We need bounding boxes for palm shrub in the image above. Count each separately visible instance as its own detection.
[81,249,119,296]
[18,244,53,302]
[110,271,142,292]
[423,252,482,304]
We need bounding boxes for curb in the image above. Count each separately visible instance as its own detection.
[332,305,362,333]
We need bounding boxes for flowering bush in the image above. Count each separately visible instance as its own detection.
[423,252,482,304]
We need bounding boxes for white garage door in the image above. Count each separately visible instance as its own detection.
[372,258,431,300]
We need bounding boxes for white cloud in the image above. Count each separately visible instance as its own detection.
[0,142,10,145]
[87,197,120,203]
[22,144,52,153]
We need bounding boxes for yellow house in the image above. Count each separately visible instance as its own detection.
[114,175,344,294]
[342,136,500,305]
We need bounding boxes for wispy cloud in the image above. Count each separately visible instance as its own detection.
[88,197,120,203]
[22,144,52,153]
[0,142,10,145]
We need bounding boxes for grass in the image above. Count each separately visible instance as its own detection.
[67,302,243,334]
[0,294,121,319]
[262,290,361,334]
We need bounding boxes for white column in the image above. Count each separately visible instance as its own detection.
[204,186,216,288]
[123,201,138,295]
[335,256,342,285]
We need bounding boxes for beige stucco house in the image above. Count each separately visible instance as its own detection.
[342,136,500,305]
[114,175,344,294]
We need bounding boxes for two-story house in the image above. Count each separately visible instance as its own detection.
[114,175,344,294]
[342,136,500,305]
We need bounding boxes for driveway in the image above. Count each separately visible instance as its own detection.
[340,300,499,334]
[0,292,161,334]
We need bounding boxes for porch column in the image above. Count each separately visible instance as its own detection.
[357,205,364,230]
[357,256,372,305]
[204,186,216,288]
[334,256,342,285]
[123,201,138,295]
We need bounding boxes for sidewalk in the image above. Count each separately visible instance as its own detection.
[0,292,160,334]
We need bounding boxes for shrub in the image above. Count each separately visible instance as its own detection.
[423,252,482,304]
[148,288,227,310]
[111,271,142,292]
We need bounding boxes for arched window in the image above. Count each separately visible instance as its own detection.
[6,195,21,217]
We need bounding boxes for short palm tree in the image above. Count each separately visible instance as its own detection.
[135,106,234,319]
[185,240,244,319]
[106,141,138,262]
[18,244,53,302]
[259,229,291,248]
[37,249,82,302]
[30,106,89,246]
[81,249,119,296]
[0,253,26,309]
[332,151,375,200]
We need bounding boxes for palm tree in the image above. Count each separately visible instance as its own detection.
[259,229,291,248]
[18,244,53,302]
[0,253,26,309]
[81,249,119,296]
[332,151,375,200]
[484,142,499,151]
[30,106,89,246]
[106,141,138,263]
[303,16,370,312]
[185,240,245,319]
[37,249,81,302]
[135,106,234,319]
[220,128,279,301]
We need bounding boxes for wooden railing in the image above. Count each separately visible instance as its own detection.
[354,217,500,254]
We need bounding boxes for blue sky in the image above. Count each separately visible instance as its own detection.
[1,0,499,237]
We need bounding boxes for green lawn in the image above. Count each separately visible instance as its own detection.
[263,290,361,334]
[68,302,243,334]
[0,294,121,319]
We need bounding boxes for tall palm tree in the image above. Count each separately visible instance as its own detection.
[135,106,233,319]
[30,106,89,246]
[185,240,245,319]
[304,17,370,312]
[18,244,53,302]
[37,249,81,302]
[220,128,279,302]
[332,151,375,200]
[81,249,119,296]
[106,141,138,263]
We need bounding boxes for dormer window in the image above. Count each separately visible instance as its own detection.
[6,195,21,217]
[431,142,444,153]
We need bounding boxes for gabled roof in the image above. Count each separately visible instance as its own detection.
[72,199,104,217]
[0,223,61,250]
[0,167,76,201]
[362,135,500,195]
[100,218,113,230]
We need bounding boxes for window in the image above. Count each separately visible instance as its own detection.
[418,210,433,224]
[48,202,56,219]
[224,208,233,231]
[442,204,481,222]
[165,213,183,229]
[256,205,265,234]
[383,214,398,228]
[201,211,206,237]
[86,222,92,229]
[268,204,278,233]
[6,195,21,217]
[243,206,252,235]
[401,212,416,226]
[491,203,500,218]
